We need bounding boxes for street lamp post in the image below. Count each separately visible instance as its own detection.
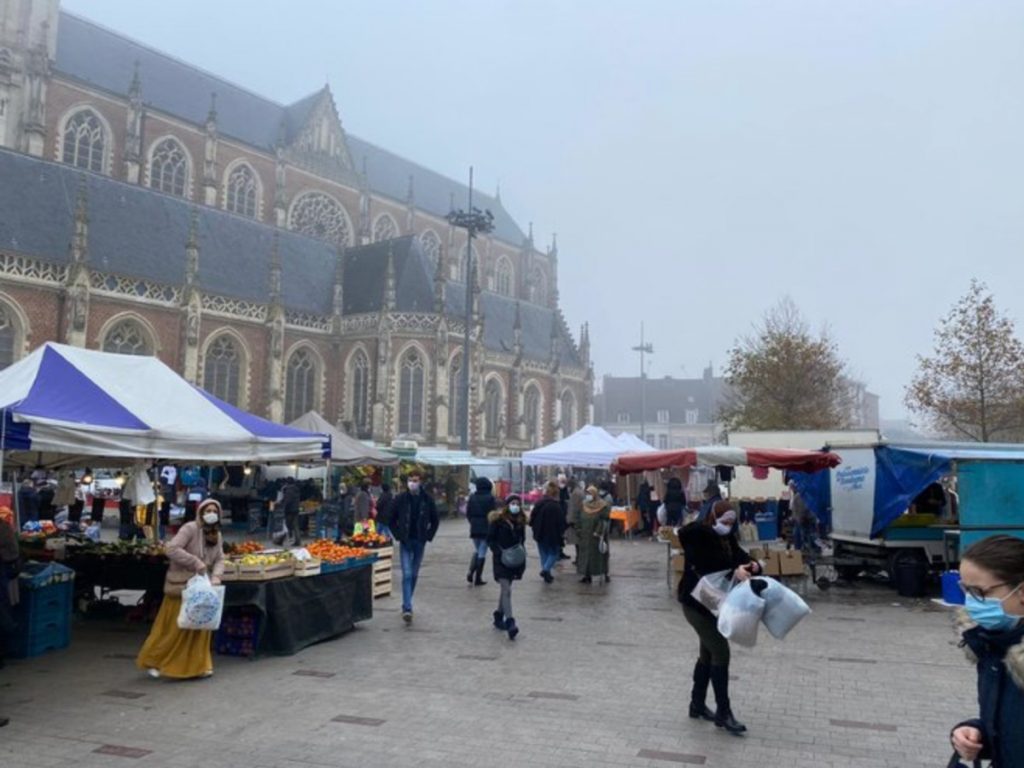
[447,168,495,451]
[631,322,654,444]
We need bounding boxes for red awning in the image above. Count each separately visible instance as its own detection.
[611,446,841,475]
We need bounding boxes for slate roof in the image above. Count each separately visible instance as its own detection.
[597,374,728,425]
[342,236,435,315]
[54,11,528,245]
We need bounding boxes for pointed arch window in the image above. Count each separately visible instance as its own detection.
[149,138,189,197]
[285,348,319,423]
[419,230,441,267]
[495,258,514,297]
[524,386,541,447]
[529,267,548,305]
[560,390,577,435]
[398,350,425,435]
[448,354,462,439]
[484,379,502,441]
[373,214,399,243]
[102,318,153,356]
[454,244,478,283]
[225,163,259,217]
[203,335,242,407]
[62,109,106,173]
[289,192,352,246]
[0,302,21,370]
[350,350,370,438]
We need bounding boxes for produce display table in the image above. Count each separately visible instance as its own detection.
[222,564,373,656]
[610,507,642,536]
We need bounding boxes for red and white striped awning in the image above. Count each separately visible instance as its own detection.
[611,445,841,475]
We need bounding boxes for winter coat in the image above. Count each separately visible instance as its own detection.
[281,483,301,515]
[354,489,372,519]
[529,497,564,547]
[487,510,526,581]
[955,612,1024,767]
[163,521,225,597]
[663,480,686,526]
[576,499,610,577]
[389,490,439,544]
[466,478,496,539]
[676,521,755,615]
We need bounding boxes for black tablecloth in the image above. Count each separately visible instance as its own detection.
[223,565,373,656]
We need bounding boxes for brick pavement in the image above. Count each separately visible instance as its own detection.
[1,519,976,767]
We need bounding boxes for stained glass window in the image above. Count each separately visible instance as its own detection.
[225,163,259,217]
[62,110,106,173]
[102,318,153,356]
[289,192,352,246]
[495,258,513,296]
[484,379,502,440]
[351,350,370,437]
[0,304,18,370]
[560,390,576,435]
[149,138,189,197]
[398,350,424,435]
[524,386,541,447]
[285,348,319,423]
[373,214,398,243]
[203,335,242,406]
[419,230,441,267]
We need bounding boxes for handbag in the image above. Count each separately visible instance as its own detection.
[500,543,526,568]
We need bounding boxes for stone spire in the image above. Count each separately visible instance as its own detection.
[274,118,288,226]
[433,243,446,314]
[495,182,502,204]
[63,175,91,346]
[69,175,89,266]
[358,155,371,245]
[513,301,523,354]
[268,229,282,304]
[332,245,345,318]
[181,207,202,381]
[383,242,396,312]
[579,322,591,365]
[202,92,219,206]
[124,60,143,182]
[184,207,200,287]
[405,174,416,233]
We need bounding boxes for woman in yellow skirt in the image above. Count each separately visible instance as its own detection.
[137,499,225,679]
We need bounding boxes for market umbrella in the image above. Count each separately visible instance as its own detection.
[611,445,842,475]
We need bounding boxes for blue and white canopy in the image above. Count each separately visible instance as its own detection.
[0,343,330,467]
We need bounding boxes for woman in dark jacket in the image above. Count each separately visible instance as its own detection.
[676,501,760,735]
[529,480,564,583]
[951,535,1024,767]
[465,477,495,586]
[663,477,686,526]
[487,495,526,640]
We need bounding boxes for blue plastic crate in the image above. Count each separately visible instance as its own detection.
[9,616,71,658]
[18,561,75,590]
[18,581,74,626]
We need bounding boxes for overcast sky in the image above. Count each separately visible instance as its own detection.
[64,0,1024,420]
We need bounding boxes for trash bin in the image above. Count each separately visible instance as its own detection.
[894,560,928,598]
[941,570,965,605]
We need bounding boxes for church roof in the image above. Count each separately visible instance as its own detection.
[53,11,528,246]
[0,148,578,366]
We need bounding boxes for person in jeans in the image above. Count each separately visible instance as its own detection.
[465,477,495,586]
[529,480,564,583]
[389,473,439,624]
[280,477,302,546]
[487,495,526,640]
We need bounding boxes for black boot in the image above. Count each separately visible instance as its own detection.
[474,557,487,586]
[493,610,504,630]
[710,666,746,734]
[505,617,519,640]
[688,662,715,721]
[467,555,477,584]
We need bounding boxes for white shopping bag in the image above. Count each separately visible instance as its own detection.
[716,581,765,647]
[177,574,225,631]
[690,569,733,613]
[758,577,811,639]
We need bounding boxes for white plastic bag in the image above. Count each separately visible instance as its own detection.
[656,504,667,525]
[177,574,225,631]
[758,577,811,639]
[690,569,733,613]
[717,581,765,647]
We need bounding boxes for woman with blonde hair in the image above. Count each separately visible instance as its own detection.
[137,498,225,680]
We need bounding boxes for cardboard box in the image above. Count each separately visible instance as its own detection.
[672,569,684,595]
[658,526,681,549]
[778,550,805,576]
[747,547,765,561]
[761,550,782,576]
[671,554,686,573]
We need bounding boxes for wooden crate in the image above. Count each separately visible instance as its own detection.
[373,546,393,598]
[221,559,294,582]
[293,558,322,578]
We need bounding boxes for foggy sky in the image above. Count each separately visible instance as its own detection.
[63,0,1024,420]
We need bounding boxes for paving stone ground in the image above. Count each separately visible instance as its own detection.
[1,519,975,767]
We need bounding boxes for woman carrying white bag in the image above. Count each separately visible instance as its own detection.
[137,499,226,680]
[676,502,762,735]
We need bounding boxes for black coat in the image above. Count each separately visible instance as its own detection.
[676,521,754,615]
[466,491,496,539]
[957,621,1024,767]
[529,498,564,547]
[487,514,527,581]
[663,485,686,525]
[388,491,439,544]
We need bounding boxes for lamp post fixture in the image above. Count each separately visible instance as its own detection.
[447,167,495,451]
[631,322,654,444]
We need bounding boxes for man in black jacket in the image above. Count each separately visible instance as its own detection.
[389,473,439,623]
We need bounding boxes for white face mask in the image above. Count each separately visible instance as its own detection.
[408,481,420,493]
[508,504,521,515]
[713,522,732,537]
[202,511,219,526]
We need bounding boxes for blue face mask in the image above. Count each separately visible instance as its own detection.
[965,592,1020,632]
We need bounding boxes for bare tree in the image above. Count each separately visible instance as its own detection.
[720,297,854,431]
[906,279,1024,442]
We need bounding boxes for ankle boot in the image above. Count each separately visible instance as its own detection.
[467,555,477,584]
[492,609,504,630]
[505,617,519,640]
[710,666,746,734]
[474,557,487,586]
[688,662,715,721]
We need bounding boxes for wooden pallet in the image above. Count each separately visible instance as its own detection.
[373,546,393,598]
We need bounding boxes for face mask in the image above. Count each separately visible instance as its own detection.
[712,522,732,537]
[966,589,1022,631]
[408,482,420,493]
[584,494,594,503]
[202,511,219,526]
[508,504,521,515]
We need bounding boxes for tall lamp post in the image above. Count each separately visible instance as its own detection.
[447,167,495,451]
[632,322,654,444]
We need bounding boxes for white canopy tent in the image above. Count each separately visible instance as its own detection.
[614,432,657,453]
[287,412,397,467]
[521,424,626,469]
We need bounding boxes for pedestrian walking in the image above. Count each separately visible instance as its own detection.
[279,477,302,546]
[576,484,610,584]
[557,473,571,560]
[696,478,722,523]
[388,473,439,624]
[488,495,526,639]
[950,534,1024,767]
[353,480,373,523]
[677,501,760,735]
[529,480,564,583]
[465,477,495,586]
[637,478,653,535]
[136,499,225,680]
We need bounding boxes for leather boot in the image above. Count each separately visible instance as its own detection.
[467,555,477,584]
[473,556,487,586]
[492,609,504,630]
[688,662,715,721]
[710,666,746,734]
[505,616,519,640]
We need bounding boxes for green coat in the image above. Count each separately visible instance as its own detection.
[576,502,610,577]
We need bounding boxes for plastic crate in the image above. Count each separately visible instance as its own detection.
[19,580,74,625]
[9,615,71,658]
[18,561,75,590]
[215,608,260,658]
